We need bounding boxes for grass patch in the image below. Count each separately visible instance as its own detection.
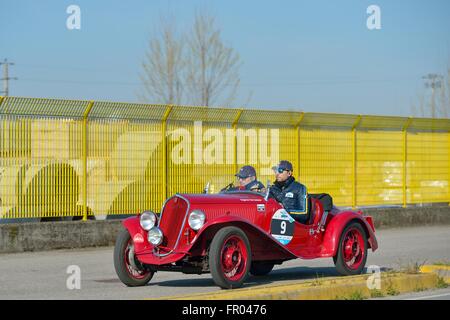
[436,276,448,289]
[369,289,384,298]
[345,291,366,300]
[335,291,367,300]
[309,273,323,287]
[385,281,400,296]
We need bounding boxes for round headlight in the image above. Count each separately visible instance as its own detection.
[140,211,156,231]
[147,227,163,246]
[188,210,206,231]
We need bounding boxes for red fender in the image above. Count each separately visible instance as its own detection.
[121,216,153,254]
[320,211,378,257]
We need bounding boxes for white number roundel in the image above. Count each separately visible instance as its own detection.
[270,209,295,245]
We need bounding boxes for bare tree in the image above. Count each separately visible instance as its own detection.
[185,12,241,107]
[139,17,184,105]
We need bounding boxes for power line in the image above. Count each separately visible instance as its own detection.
[15,63,135,75]
[0,58,18,96]
[18,75,417,87]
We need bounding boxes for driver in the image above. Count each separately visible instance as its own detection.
[269,160,308,223]
[222,165,265,192]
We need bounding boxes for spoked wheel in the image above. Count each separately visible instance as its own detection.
[114,228,154,286]
[333,222,368,275]
[209,226,251,289]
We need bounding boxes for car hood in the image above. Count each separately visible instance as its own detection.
[178,192,266,205]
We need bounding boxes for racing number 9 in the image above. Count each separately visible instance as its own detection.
[270,209,295,245]
[280,221,286,234]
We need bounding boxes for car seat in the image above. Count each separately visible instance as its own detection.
[308,193,333,225]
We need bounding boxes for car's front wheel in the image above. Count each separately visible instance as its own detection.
[209,226,251,289]
[333,222,368,275]
[114,228,154,286]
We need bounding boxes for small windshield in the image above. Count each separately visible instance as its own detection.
[220,189,267,197]
[218,180,268,198]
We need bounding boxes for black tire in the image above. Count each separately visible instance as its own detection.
[113,228,154,287]
[333,222,368,276]
[209,226,251,289]
[250,262,274,276]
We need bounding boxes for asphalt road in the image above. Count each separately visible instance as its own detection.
[0,226,449,300]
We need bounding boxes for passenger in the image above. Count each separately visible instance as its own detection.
[269,160,308,223]
[221,165,265,192]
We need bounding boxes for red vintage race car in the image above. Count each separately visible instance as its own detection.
[113,189,378,289]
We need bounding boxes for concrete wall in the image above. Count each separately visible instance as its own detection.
[364,205,450,229]
[0,205,449,254]
[0,220,123,253]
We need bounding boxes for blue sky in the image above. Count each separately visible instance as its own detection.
[1,0,449,116]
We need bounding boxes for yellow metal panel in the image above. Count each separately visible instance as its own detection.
[299,128,353,206]
[301,113,359,128]
[402,118,413,207]
[0,116,83,219]
[358,115,409,130]
[89,101,168,120]
[82,101,94,220]
[168,105,241,123]
[352,116,362,208]
[162,105,173,200]
[238,110,301,126]
[232,109,243,174]
[407,132,449,204]
[409,118,450,131]
[86,119,164,215]
[166,121,236,196]
[0,97,89,118]
[356,130,403,206]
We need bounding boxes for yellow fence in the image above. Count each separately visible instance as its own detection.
[0,96,449,220]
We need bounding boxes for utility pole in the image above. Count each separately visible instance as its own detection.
[422,73,443,118]
[0,59,18,96]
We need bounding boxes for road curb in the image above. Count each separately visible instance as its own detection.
[155,272,439,300]
[420,265,450,283]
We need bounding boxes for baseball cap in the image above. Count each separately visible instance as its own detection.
[235,165,257,179]
[272,160,293,172]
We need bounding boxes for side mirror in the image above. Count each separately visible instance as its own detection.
[264,180,271,201]
[203,181,210,194]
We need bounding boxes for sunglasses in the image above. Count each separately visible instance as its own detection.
[275,167,289,174]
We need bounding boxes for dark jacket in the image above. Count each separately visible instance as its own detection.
[270,176,308,222]
[245,180,265,191]
[222,180,265,192]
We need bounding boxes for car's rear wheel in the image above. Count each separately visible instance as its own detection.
[333,222,368,275]
[209,226,251,289]
[114,228,154,286]
[250,262,274,276]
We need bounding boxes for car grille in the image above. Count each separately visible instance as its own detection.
[158,196,189,251]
